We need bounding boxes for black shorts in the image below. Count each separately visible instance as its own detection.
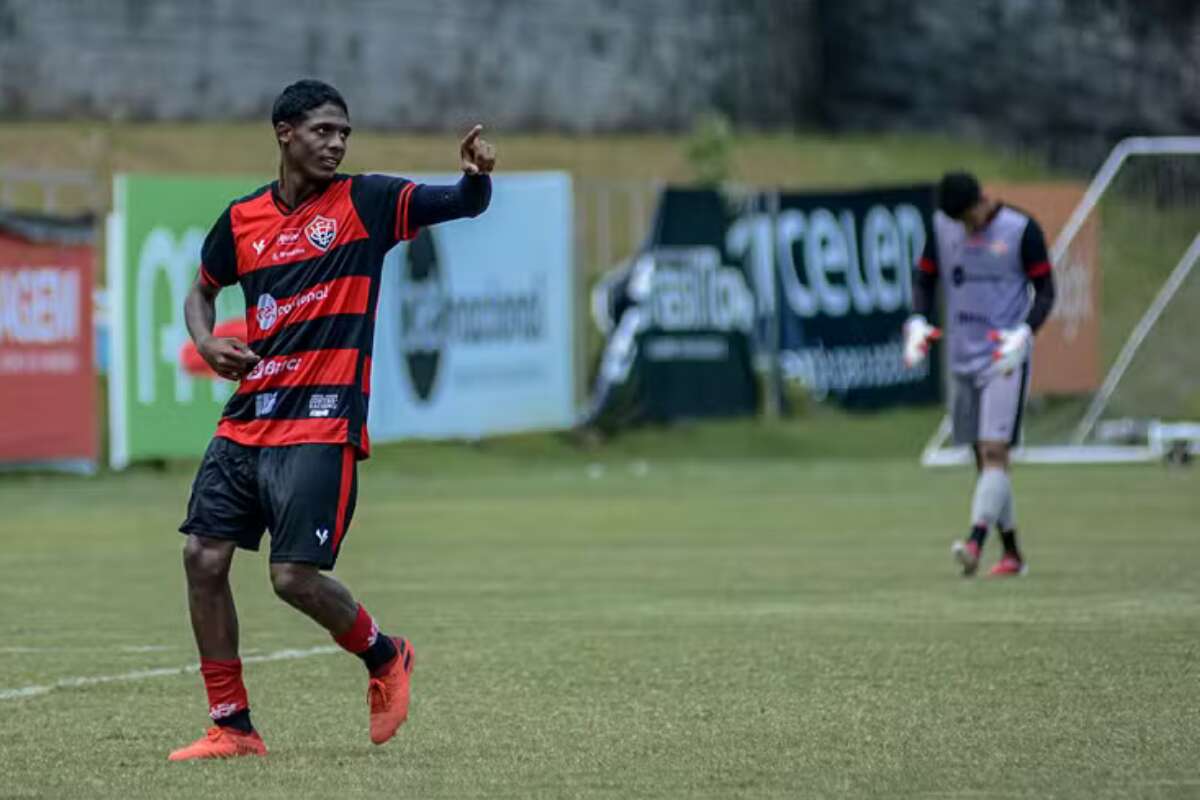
[179,437,358,570]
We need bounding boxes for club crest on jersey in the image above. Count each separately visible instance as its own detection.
[305,215,338,252]
[256,293,279,331]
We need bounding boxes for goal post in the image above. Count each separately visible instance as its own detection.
[921,136,1200,466]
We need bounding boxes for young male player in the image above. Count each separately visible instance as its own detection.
[169,79,495,760]
[903,172,1055,578]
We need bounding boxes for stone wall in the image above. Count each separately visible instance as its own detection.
[1,0,1196,168]
[819,0,1200,168]
[0,0,819,131]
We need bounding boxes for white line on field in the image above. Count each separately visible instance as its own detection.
[0,645,340,702]
[0,644,177,654]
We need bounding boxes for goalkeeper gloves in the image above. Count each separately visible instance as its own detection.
[989,323,1031,374]
[902,315,941,369]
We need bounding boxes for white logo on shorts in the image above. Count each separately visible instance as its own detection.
[315,528,330,545]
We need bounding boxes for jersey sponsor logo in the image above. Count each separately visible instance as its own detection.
[951,265,1007,287]
[273,247,307,261]
[955,310,990,326]
[305,215,338,252]
[268,229,307,261]
[308,392,339,417]
[256,293,279,331]
[255,391,278,417]
[245,355,302,381]
[252,238,267,256]
[255,286,332,333]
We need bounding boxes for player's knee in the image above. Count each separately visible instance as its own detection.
[979,442,1010,468]
[270,563,317,605]
[182,536,232,585]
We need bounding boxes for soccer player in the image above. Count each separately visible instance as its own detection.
[168,79,495,761]
[903,172,1055,578]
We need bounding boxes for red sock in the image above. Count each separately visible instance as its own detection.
[200,658,249,720]
[334,604,380,654]
[334,604,399,675]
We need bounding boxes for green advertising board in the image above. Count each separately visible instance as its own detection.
[107,173,264,468]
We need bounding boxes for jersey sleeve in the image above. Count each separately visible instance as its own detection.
[351,173,419,246]
[198,206,238,288]
[916,228,939,275]
[1020,218,1052,278]
[409,174,492,227]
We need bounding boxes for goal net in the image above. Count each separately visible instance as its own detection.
[923,137,1200,466]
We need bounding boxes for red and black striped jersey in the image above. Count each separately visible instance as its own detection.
[199,173,422,458]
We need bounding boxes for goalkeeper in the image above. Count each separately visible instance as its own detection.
[903,172,1056,577]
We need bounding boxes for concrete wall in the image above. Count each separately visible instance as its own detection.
[819,0,1200,168]
[0,0,819,131]
[1,0,1196,168]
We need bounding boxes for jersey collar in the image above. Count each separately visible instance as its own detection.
[270,176,338,216]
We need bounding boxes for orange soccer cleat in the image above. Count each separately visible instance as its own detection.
[167,726,267,762]
[368,637,415,745]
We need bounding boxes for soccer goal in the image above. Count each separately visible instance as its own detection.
[922,136,1200,466]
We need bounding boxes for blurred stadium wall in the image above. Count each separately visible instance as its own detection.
[820,0,1200,170]
[0,1,1195,166]
[0,0,818,131]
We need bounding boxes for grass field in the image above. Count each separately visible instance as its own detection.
[2,418,1198,799]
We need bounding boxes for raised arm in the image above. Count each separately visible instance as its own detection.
[409,174,492,226]
[409,125,496,227]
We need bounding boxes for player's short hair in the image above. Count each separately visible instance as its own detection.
[937,172,982,220]
[271,80,349,127]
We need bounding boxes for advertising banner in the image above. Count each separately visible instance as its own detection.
[586,190,759,428]
[765,186,939,409]
[368,172,575,440]
[0,211,96,468]
[107,174,257,468]
[587,185,936,425]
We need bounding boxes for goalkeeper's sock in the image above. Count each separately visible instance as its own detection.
[968,524,988,548]
[970,467,1011,529]
[334,604,399,676]
[999,528,1023,561]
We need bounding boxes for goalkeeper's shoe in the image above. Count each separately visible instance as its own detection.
[951,539,981,577]
[369,637,415,745]
[167,726,267,761]
[988,554,1028,577]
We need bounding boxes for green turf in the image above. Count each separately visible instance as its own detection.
[2,432,1198,799]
